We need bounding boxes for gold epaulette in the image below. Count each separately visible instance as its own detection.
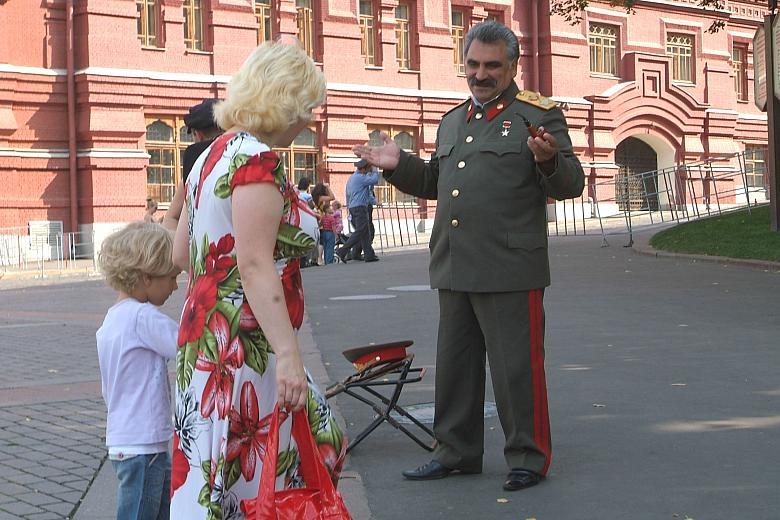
[515,90,559,110]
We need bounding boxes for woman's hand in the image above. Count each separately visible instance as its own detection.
[275,349,308,411]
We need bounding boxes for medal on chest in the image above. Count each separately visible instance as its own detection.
[501,120,511,137]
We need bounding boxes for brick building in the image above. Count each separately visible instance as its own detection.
[0,0,769,246]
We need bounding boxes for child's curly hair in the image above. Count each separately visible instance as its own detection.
[98,222,174,293]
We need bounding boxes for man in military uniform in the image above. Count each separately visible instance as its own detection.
[352,21,584,491]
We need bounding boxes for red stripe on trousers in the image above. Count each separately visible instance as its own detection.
[529,289,551,475]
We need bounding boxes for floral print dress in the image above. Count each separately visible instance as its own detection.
[171,132,346,519]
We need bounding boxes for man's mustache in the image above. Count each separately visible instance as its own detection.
[468,77,497,88]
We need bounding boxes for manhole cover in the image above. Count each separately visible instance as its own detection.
[390,401,498,425]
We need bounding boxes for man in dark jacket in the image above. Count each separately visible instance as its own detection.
[162,99,222,231]
[352,21,584,491]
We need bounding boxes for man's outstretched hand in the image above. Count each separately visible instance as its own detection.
[352,131,401,170]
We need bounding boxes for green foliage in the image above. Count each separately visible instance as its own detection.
[275,223,317,258]
[649,205,780,262]
[177,343,198,389]
[277,448,299,477]
[550,0,726,32]
[240,328,270,375]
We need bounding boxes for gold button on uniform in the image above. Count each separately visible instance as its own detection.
[451,219,459,227]
[457,161,465,168]
[465,136,473,143]
[452,188,460,197]
[475,113,483,120]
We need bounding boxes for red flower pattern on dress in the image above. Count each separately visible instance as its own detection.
[178,273,219,347]
[207,234,236,273]
[280,258,304,330]
[230,152,279,191]
[171,432,190,497]
[238,301,259,331]
[173,134,345,514]
[226,382,286,482]
[196,311,245,419]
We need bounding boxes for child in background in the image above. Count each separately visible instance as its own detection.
[96,222,180,520]
[319,201,337,265]
[332,200,348,246]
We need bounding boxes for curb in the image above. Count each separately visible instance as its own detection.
[630,232,780,272]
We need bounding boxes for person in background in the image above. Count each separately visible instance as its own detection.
[295,176,314,208]
[144,197,159,223]
[349,181,376,261]
[335,159,379,263]
[353,21,584,491]
[331,200,347,246]
[318,201,337,265]
[162,99,223,232]
[311,182,336,265]
[170,41,345,518]
[96,222,180,520]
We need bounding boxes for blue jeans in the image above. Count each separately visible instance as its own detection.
[111,452,171,520]
[337,206,375,260]
[321,230,335,264]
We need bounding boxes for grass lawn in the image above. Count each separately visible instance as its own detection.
[649,204,780,263]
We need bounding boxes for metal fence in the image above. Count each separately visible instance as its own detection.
[0,228,95,278]
[0,149,769,279]
[546,148,770,246]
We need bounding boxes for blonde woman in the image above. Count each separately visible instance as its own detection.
[170,42,346,517]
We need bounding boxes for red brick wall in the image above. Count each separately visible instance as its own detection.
[0,0,769,231]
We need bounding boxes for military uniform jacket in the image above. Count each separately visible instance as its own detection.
[384,82,584,293]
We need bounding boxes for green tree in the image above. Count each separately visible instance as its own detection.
[550,0,727,32]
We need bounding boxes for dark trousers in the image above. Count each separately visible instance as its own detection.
[432,288,551,475]
[352,205,374,258]
[338,206,375,260]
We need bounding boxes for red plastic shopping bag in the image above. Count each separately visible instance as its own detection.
[241,405,352,520]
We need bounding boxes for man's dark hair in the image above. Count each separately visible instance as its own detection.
[464,21,519,64]
[297,177,311,191]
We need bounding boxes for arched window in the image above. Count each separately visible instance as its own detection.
[367,126,417,204]
[277,127,319,186]
[394,131,413,151]
[146,120,173,142]
[294,128,317,147]
[145,117,192,204]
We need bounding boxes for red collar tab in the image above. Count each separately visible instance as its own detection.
[485,98,509,121]
[466,103,474,122]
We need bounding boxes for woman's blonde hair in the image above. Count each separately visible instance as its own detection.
[98,222,174,293]
[214,41,326,140]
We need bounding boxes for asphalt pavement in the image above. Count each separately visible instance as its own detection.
[0,234,778,519]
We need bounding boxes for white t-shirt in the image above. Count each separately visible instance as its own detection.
[96,298,178,449]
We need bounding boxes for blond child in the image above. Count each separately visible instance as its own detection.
[96,222,180,520]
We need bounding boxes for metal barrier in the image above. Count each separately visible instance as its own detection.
[547,149,770,247]
[0,229,96,279]
[372,202,423,253]
[0,149,768,279]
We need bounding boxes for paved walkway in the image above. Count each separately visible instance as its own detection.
[0,232,778,519]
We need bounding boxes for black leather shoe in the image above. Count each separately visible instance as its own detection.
[335,250,348,263]
[363,256,379,263]
[402,460,452,481]
[503,469,543,491]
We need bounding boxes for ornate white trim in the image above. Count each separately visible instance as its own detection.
[0,148,151,159]
[0,64,66,76]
